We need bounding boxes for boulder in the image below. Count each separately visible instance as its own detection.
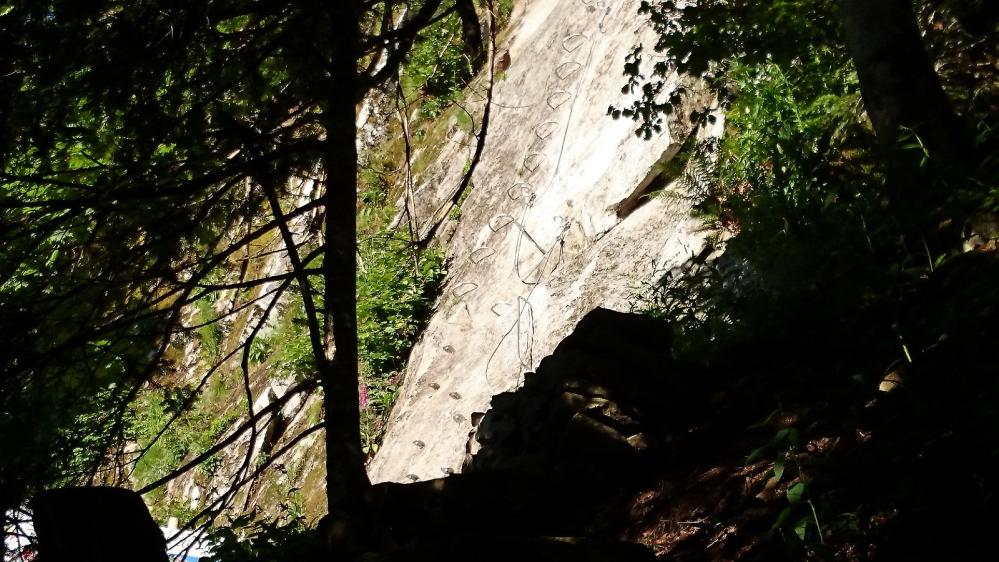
[32,487,167,562]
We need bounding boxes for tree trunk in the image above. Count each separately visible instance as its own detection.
[839,0,971,169]
[456,0,484,71]
[322,0,371,519]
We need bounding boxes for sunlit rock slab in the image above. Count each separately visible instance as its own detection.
[368,0,720,483]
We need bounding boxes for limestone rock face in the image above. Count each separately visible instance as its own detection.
[463,308,682,481]
[367,0,720,483]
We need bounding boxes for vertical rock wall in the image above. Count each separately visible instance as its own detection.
[367,0,721,483]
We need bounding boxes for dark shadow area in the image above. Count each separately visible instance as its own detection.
[29,248,999,561]
[361,308,683,560]
[31,487,167,562]
[363,250,999,560]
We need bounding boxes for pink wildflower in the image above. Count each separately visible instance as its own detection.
[359,383,368,410]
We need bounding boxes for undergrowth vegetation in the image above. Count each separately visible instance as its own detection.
[637,30,998,362]
[1,0,517,557]
[137,0,482,492]
[629,3,999,558]
[355,161,447,455]
[129,387,241,492]
[402,5,474,119]
[637,46,884,358]
[134,2,506,524]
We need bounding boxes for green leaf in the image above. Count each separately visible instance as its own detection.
[773,456,785,481]
[773,427,799,448]
[794,516,810,540]
[786,482,806,504]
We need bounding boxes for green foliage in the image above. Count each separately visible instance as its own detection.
[632,31,998,558]
[355,241,445,452]
[206,514,320,562]
[638,37,996,355]
[0,0,297,510]
[454,109,474,134]
[756,425,825,548]
[495,0,515,29]
[247,335,274,365]
[150,494,201,528]
[358,241,446,376]
[356,146,447,383]
[0,0,473,528]
[710,52,883,293]
[630,3,999,557]
[0,323,157,507]
[354,147,449,451]
[448,173,474,220]
[401,0,515,119]
[129,388,239,486]
[59,384,136,481]
[271,313,318,379]
[359,161,391,207]
[196,298,224,366]
[634,48,884,357]
[632,7,999,353]
[612,0,840,138]
[403,5,474,118]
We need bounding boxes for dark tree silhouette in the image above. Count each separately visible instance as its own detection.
[617,0,975,168]
[0,0,490,552]
[840,0,971,166]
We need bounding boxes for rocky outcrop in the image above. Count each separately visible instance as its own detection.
[360,254,999,561]
[463,307,689,481]
[359,309,687,561]
[33,487,167,562]
[368,0,721,484]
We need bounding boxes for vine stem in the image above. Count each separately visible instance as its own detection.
[793,455,825,545]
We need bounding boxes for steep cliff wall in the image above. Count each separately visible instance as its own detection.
[141,0,720,523]
[368,0,722,483]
